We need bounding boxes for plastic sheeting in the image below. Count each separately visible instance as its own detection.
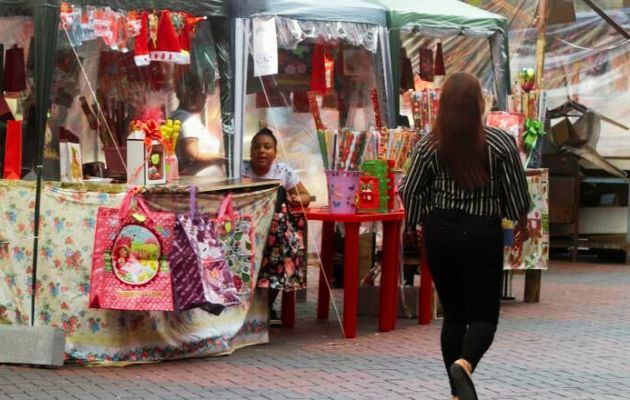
[44,5,234,180]
[385,0,510,113]
[466,0,630,158]
[274,16,381,53]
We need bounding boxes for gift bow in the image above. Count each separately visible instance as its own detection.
[522,118,545,151]
[131,119,166,149]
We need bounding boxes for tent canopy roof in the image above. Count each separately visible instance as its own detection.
[0,0,228,17]
[232,0,387,26]
[376,0,507,34]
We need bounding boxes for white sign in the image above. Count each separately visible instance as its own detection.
[252,17,278,77]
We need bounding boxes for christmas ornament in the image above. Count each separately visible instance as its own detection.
[518,67,536,93]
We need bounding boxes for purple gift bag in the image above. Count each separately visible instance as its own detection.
[178,188,241,310]
[170,187,225,315]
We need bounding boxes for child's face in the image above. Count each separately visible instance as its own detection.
[250,135,277,172]
[119,247,129,258]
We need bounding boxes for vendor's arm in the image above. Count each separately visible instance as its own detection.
[182,138,224,163]
[288,182,311,208]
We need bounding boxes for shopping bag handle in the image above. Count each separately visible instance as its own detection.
[119,187,151,219]
[217,193,234,218]
[188,185,200,219]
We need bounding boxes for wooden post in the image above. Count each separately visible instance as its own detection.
[521,1,548,305]
[524,270,542,303]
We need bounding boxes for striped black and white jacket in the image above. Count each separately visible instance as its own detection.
[399,126,531,226]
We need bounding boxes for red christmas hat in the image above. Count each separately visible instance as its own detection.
[178,14,205,61]
[134,11,150,67]
[151,10,189,65]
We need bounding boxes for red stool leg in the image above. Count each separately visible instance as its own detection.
[317,221,335,320]
[342,222,361,338]
[380,220,402,332]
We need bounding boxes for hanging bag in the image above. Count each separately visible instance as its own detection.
[170,186,223,314]
[179,193,255,308]
[89,188,176,311]
[212,194,257,303]
[258,188,308,292]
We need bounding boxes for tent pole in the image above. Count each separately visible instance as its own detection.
[535,0,549,89]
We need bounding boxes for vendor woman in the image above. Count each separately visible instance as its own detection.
[242,128,311,207]
[242,128,311,323]
[171,83,225,178]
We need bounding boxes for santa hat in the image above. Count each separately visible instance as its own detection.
[150,10,189,65]
[178,15,205,62]
[134,11,150,67]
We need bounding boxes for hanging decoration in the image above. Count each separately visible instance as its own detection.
[518,67,536,93]
[418,47,434,82]
[58,3,201,67]
[434,42,446,77]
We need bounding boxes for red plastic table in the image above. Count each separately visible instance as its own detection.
[283,207,405,338]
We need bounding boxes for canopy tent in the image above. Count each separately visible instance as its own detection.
[376,0,511,113]
[229,0,393,177]
[230,0,387,25]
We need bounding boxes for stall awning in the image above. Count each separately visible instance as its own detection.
[232,0,388,26]
[376,0,507,37]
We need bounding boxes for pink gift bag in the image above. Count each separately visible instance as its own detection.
[89,188,176,311]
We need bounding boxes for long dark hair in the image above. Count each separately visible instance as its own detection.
[432,72,489,191]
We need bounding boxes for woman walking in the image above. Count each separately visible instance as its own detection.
[399,72,530,400]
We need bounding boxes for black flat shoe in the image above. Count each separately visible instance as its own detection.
[449,363,478,400]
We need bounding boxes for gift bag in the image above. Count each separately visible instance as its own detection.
[172,186,230,314]
[258,188,307,292]
[179,193,250,308]
[3,120,22,180]
[212,194,257,302]
[90,189,176,311]
[169,186,213,313]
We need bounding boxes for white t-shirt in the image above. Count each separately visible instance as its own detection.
[172,110,225,178]
[242,160,300,189]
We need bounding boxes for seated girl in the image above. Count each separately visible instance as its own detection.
[242,128,310,323]
[242,128,310,208]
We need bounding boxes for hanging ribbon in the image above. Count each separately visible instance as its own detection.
[522,118,545,151]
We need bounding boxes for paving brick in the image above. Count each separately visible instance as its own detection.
[2,261,630,399]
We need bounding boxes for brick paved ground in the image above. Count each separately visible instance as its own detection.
[1,259,630,400]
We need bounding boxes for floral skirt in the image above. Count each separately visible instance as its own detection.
[258,210,307,291]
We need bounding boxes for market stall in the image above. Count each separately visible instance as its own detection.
[231,0,392,204]
[373,0,549,310]
[0,0,283,365]
[379,0,510,123]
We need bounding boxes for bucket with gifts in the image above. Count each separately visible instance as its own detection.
[325,170,362,214]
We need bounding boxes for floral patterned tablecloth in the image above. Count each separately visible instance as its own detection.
[0,180,276,365]
[504,168,549,270]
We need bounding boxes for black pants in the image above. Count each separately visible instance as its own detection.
[424,209,503,396]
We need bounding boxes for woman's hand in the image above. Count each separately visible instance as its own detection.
[288,193,309,208]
